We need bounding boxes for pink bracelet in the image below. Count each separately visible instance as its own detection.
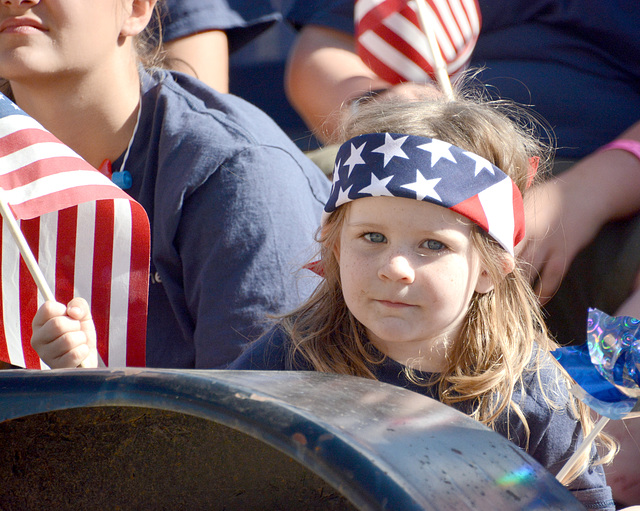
[596,139,640,161]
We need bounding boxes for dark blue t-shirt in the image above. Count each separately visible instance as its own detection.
[286,0,640,159]
[231,325,615,510]
[162,0,280,53]
[112,69,329,368]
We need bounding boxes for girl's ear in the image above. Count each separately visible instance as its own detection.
[474,266,494,295]
[475,254,516,294]
[501,254,516,275]
[120,0,157,38]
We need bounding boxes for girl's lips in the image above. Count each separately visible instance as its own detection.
[0,17,46,33]
[377,299,413,308]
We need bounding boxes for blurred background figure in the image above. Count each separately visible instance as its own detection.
[160,0,280,93]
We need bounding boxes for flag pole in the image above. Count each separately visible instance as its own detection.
[555,415,610,483]
[0,190,56,302]
[414,0,455,100]
[0,190,105,368]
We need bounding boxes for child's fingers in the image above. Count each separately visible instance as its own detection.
[32,313,82,346]
[32,300,69,329]
[35,331,91,369]
[66,297,92,320]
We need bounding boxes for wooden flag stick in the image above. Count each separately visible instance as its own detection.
[0,191,55,302]
[0,190,104,368]
[414,0,455,100]
[555,415,610,483]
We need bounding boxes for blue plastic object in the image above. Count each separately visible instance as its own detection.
[0,369,584,510]
[111,170,132,189]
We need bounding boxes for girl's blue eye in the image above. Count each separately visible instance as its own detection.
[423,239,445,251]
[364,232,386,243]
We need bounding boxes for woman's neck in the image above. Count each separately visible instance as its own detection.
[10,62,142,169]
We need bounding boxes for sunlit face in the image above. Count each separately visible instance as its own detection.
[0,0,133,83]
[335,196,493,369]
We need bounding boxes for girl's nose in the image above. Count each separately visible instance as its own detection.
[378,254,416,283]
[2,0,38,6]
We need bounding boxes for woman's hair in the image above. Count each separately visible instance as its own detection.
[135,1,166,69]
[280,85,615,483]
[0,0,166,99]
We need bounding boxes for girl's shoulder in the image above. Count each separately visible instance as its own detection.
[230,324,314,371]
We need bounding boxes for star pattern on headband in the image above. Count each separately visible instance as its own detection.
[401,171,441,201]
[360,172,394,197]
[463,151,496,176]
[336,183,353,208]
[417,139,457,166]
[344,142,366,177]
[325,132,524,255]
[333,158,342,176]
[372,133,409,167]
[328,132,504,209]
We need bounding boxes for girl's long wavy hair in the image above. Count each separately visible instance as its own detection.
[0,0,166,99]
[281,89,616,484]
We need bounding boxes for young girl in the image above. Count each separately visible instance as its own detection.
[1,0,329,368]
[229,96,617,508]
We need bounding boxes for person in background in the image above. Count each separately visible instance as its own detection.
[1,0,329,369]
[281,2,640,503]
[160,0,279,93]
[284,0,441,144]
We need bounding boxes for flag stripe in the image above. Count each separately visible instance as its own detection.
[92,201,115,366]
[415,4,457,60]
[432,0,466,48]
[478,178,517,254]
[356,0,404,25]
[108,199,132,367]
[0,225,10,365]
[0,138,82,166]
[38,212,57,301]
[37,212,58,370]
[126,202,149,366]
[1,221,22,367]
[381,13,437,63]
[358,46,411,85]
[19,218,41,369]
[55,207,77,305]
[359,30,432,83]
[355,0,481,85]
[74,202,95,306]
[5,175,126,219]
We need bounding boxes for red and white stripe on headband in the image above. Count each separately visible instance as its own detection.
[324,133,524,255]
[0,95,149,368]
[355,0,481,85]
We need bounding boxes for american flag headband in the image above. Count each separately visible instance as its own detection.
[323,133,525,256]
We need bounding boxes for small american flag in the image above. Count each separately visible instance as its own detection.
[355,0,481,85]
[0,94,149,369]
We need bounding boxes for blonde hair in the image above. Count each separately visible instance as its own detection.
[281,89,616,483]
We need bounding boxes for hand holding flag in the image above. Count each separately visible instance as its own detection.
[0,94,150,369]
[31,297,99,369]
[0,187,102,367]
